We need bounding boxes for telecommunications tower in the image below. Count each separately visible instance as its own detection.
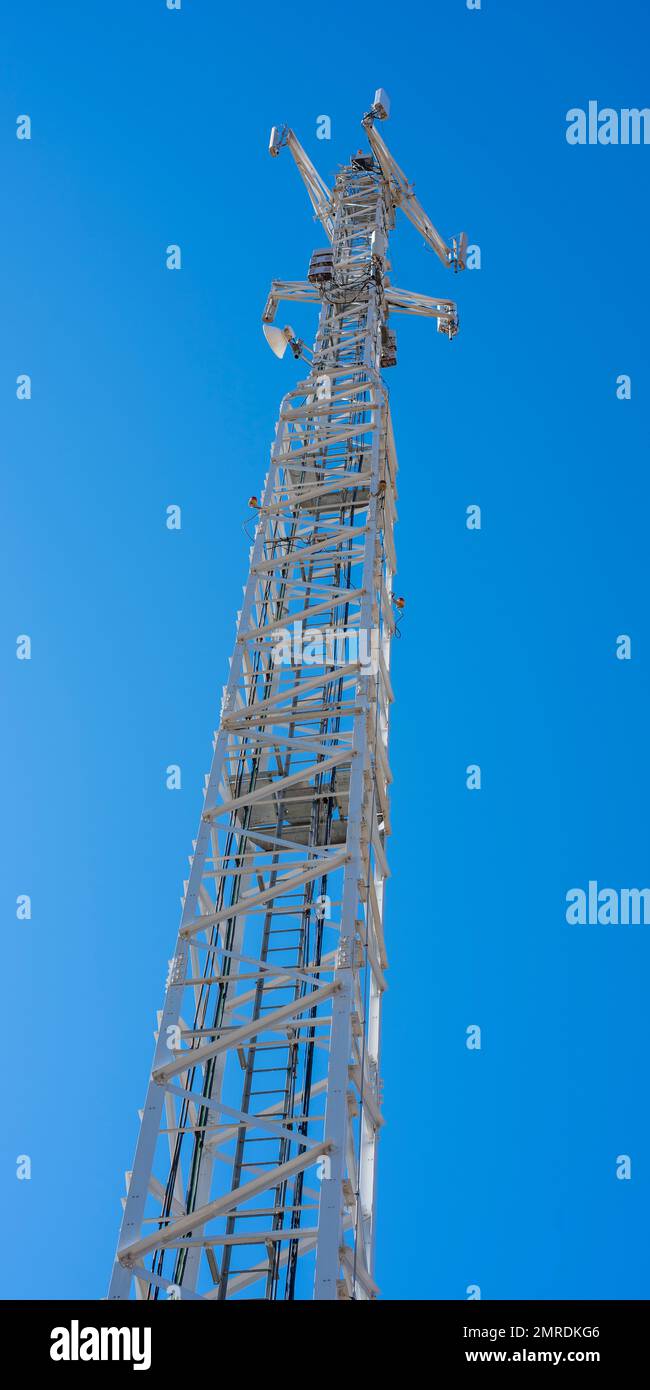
[109,90,465,1301]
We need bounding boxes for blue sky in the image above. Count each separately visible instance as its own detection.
[2,0,649,1299]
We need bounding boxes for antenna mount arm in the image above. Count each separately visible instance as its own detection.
[269,125,334,243]
[362,115,466,271]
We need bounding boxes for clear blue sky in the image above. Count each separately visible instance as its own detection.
[2,0,649,1300]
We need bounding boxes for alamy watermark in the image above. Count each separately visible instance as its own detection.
[271,621,379,673]
[50,1320,151,1371]
[566,881,650,925]
[566,102,650,145]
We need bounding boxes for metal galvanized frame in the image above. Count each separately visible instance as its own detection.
[109,99,462,1302]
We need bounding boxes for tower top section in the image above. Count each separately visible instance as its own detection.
[268,88,467,273]
[263,88,467,355]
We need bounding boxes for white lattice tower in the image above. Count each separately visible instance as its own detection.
[108,91,464,1302]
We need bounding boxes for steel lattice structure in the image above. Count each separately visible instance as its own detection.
[109,90,465,1302]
